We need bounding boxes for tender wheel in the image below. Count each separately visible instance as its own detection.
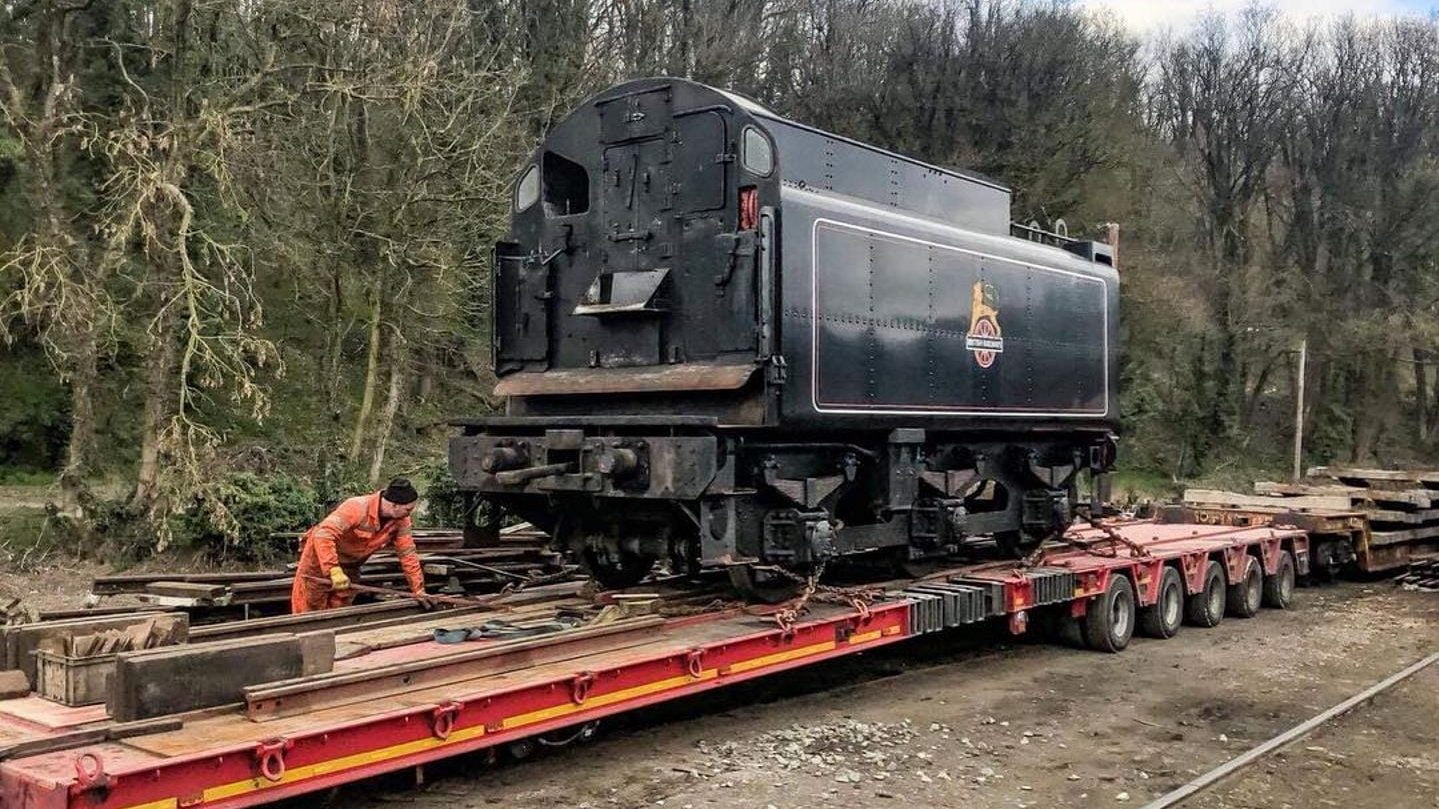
[1082,573,1135,653]
[1226,556,1263,618]
[995,530,1043,557]
[1138,566,1184,639]
[1184,560,1226,627]
[581,547,656,590]
[1262,550,1296,609]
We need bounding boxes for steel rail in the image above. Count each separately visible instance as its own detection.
[1139,650,1439,808]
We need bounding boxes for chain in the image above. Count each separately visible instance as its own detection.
[760,560,885,633]
[1022,513,1150,566]
[1084,514,1152,558]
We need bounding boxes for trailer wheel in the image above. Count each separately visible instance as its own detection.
[1184,561,1226,627]
[1226,557,1263,618]
[1138,566,1183,639]
[1083,574,1135,653]
[1262,551,1296,609]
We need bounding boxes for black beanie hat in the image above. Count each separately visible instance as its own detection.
[383,477,418,504]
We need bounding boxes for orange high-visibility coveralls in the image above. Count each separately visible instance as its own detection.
[290,491,425,613]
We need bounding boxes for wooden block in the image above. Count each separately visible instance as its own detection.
[144,582,228,600]
[296,631,336,677]
[1183,489,1352,512]
[0,669,29,699]
[108,634,303,722]
[4,614,188,686]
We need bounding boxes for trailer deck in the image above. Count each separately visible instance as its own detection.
[0,520,1308,809]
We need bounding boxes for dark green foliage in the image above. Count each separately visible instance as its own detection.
[0,345,69,471]
[168,473,323,563]
[416,460,466,529]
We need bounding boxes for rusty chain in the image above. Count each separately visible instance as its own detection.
[1021,513,1151,567]
[757,561,886,633]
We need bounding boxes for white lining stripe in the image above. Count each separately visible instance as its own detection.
[804,213,1110,418]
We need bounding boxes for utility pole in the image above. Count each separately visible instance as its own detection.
[1292,338,1307,482]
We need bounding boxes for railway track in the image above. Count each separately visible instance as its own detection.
[1142,652,1439,808]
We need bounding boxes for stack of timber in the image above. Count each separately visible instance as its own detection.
[1394,557,1439,592]
[89,542,573,619]
[268,522,552,554]
[1173,466,1439,572]
[0,578,610,755]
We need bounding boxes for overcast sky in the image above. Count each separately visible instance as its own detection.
[1078,0,1437,34]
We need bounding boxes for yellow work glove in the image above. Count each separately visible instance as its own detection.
[329,567,351,591]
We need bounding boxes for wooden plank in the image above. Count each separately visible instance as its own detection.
[1369,525,1439,547]
[90,571,288,596]
[1183,489,1352,512]
[1254,480,1435,505]
[1254,481,1367,498]
[0,717,182,761]
[334,609,585,659]
[144,581,228,600]
[1367,508,1439,525]
[244,617,665,720]
[37,606,170,622]
[1308,466,1439,485]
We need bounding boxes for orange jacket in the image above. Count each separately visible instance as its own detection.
[299,491,425,594]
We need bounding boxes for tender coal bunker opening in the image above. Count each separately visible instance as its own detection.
[544,151,589,216]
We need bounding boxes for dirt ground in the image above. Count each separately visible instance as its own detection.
[317,582,1437,809]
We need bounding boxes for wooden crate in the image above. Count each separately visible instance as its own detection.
[34,650,117,707]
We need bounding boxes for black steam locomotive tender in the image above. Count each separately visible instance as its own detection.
[451,78,1119,589]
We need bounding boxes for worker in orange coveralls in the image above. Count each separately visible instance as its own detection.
[290,477,427,613]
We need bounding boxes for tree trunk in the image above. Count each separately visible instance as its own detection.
[58,327,99,516]
[133,317,179,513]
[1242,351,1280,429]
[324,262,346,434]
[349,288,382,462]
[367,339,407,487]
[1416,348,1430,443]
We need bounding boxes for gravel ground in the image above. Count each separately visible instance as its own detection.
[319,582,1437,809]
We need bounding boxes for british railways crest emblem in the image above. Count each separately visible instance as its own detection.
[965,280,1003,368]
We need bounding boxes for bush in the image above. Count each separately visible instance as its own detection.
[415,459,466,528]
[169,472,324,562]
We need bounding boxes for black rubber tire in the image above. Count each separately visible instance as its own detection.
[1262,551,1297,609]
[1138,566,1184,639]
[582,547,655,591]
[1058,614,1086,648]
[1226,557,1263,618]
[1184,560,1226,627]
[1082,573,1136,653]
